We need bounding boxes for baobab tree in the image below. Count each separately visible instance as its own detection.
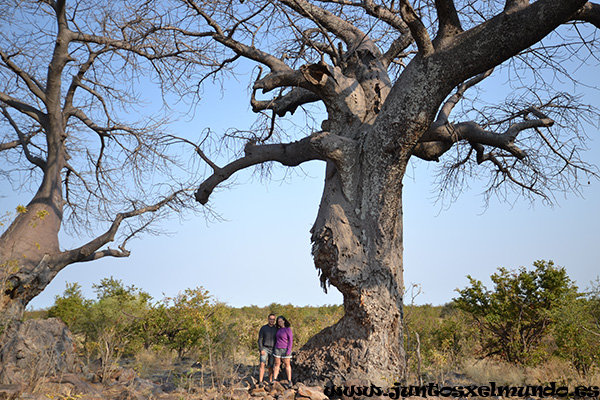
[0,0,204,327]
[175,0,600,384]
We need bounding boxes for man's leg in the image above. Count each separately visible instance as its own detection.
[265,348,274,382]
[259,361,266,383]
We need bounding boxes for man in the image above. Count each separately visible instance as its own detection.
[257,313,277,385]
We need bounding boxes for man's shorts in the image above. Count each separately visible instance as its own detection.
[260,347,274,367]
[273,347,292,359]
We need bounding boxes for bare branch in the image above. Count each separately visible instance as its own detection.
[0,91,47,125]
[382,35,415,69]
[78,248,131,262]
[572,2,600,28]
[471,141,547,199]
[283,6,341,64]
[397,0,434,56]
[252,86,321,116]
[0,139,21,151]
[183,0,290,72]
[165,134,221,172]
[71,31,190,61]
[214,34,290,72]
[442,0,588,84]
[415,107,555,161]
[0,106,46,170]
[0,49,46,101]
[253,68,306,93]
[63,47,104,113]
[361,0,410,32]
[279,0,363,45]
[434,0,463,43]
[436,69,494,124]
[531,124,598,178]
[195,134,326,204]
[314,0,413,67]
[59,190,188,266]
[68,108,136,136]
[581,325,600,337]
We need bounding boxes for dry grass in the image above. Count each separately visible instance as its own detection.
[133,347,177,379]
[461,358,600,387]
[462,359,527,385]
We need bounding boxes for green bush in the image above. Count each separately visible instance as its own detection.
[454,260,578,365]
[552,277,600,376]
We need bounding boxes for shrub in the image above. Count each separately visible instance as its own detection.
[454,260,578,365]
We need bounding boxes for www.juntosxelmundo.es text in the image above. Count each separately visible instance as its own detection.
[324,382,600,398]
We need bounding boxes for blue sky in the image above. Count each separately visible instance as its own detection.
[1,25,599,310]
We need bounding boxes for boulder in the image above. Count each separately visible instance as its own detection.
[224,387,251,400]
[250,386,268,396]
[115,368,137,383]
[278,389,296,400]
[296,383,328,400]
[243,375,257,388]
[269,381,286,396]
[0,318,78,386]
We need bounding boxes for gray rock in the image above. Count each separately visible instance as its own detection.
[0,318,78,386]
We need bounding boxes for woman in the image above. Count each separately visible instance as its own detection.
[272,315,293,387]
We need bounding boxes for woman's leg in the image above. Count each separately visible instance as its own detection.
[272,356,281,381]
[283,357,292,382]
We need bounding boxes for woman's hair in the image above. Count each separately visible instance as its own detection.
[277,316,291,328]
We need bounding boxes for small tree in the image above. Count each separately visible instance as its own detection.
[553,277,600,376]
[146,287,223,359]
[455,260,578,364]
[47,277,153,380]
[47,282,90,330]
[84,278,152,375]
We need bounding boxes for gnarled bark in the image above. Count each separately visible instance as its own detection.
[295,158,405,385]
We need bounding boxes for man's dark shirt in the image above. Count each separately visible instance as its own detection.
[258,324,277,351]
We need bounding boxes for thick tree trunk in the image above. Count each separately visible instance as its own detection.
[0,0,70,327]
[295,151,406,386]
[0,175,64,326]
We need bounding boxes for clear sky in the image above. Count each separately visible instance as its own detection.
[1,29,599,311]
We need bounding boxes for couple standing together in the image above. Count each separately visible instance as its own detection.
[257,313,293,387]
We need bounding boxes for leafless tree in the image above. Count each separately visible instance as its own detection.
[163,0,599,385]
[0,0,207,326]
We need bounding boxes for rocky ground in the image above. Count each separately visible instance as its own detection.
[0,371,331,400]
[0,319,333,400]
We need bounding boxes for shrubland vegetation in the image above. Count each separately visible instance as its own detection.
[33,260,599,388]
[42,278,344,386]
